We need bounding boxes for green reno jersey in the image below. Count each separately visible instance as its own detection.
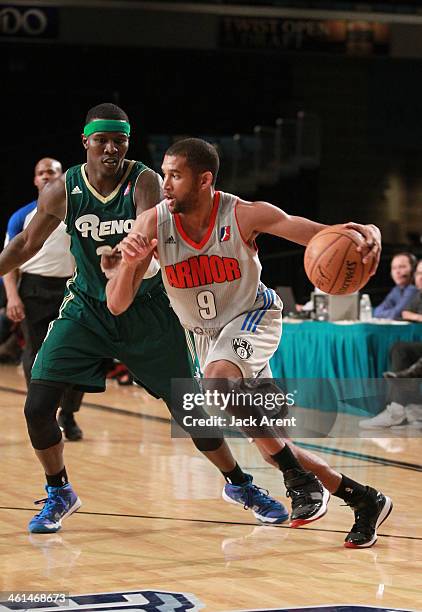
[32,159,200,403]
[65,160,161,301]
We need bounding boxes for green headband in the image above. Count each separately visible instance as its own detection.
[83,119,131,137]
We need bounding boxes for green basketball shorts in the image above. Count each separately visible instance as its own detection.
[32,283,197,403]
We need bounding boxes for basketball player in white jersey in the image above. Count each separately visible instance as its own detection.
[106,138,392,548]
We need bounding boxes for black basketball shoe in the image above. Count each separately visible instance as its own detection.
[344,487,393,548]
[58,412,83,442]
[284,469,330,528]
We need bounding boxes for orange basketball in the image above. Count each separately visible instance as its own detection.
[304,225,372,295]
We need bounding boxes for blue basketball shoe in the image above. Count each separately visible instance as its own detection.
[28,483,82,533]
[222,474,289,524]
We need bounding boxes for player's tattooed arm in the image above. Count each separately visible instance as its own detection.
[106,208,158,315]
[0,177,65,275]
[134,169,164,216]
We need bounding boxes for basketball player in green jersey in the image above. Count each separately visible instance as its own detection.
[0,103,299,533]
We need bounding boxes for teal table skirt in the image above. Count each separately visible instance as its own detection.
[269,321,422,416]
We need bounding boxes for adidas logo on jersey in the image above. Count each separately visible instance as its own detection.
[71,186,82,194]
[165,235,176,244]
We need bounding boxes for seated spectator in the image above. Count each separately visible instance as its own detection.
[373,252,417,320]
[360,259,422,429]
[401,259,422,322]
[359,341,422,429]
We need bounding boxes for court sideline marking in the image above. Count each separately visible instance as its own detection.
[0,505,419,542]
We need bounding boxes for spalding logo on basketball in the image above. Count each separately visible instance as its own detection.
[304,225,373,295]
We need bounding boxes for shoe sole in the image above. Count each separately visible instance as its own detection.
[65,433,83,441]
[344,496,393,549]
[255,512,289,525]
[222,489,289,525]
[289,488,331,528]
[359,422,406,429]
[28,497,82,534]
[392,422,422,430]
[59,423,83,441]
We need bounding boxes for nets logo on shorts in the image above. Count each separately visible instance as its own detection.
[232,338,253,360]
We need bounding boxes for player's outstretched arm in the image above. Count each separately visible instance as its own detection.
[106,208,158,315]
[0,177,65,275]
[236,200,381,274]
[236,200,326,248]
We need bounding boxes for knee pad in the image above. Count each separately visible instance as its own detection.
[190,436,225,452]
[165,399,225,451]
[24,382,64,450]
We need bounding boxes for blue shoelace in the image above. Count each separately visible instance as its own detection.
[33,492,65,518]
[243,484,277,512]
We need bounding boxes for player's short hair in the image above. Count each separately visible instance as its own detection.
[392,251,417,271]
[85,103,129,124]
[166,138,220,186]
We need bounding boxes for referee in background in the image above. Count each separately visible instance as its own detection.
[2,157,84,440]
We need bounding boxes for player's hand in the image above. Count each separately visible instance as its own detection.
[100,246,122,279]
[6,296,25,322]
[343,222,381,275]
[119,233,158,266]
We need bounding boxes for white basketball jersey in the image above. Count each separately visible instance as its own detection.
[156,191,269,335]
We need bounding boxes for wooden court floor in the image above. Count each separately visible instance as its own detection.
[0,364,421,612]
